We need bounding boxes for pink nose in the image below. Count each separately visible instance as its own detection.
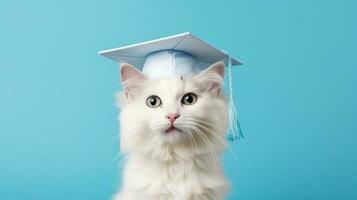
[166,113,180,123]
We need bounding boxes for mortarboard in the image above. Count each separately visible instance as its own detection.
[98,32,243,141]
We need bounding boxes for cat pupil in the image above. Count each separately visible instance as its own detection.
[185,95,193,103]
[150,98,156,105]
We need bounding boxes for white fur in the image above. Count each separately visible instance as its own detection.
[114,62,229,200]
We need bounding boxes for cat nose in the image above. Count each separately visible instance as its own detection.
[166,113,180,123]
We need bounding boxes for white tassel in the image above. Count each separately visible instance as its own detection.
[223,50,243,142]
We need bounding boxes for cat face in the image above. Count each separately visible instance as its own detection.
[117,62,228,156]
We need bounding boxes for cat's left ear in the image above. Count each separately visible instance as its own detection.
[120,63,146,99]
[195,61,225,94]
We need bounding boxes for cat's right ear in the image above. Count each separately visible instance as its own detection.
[120,63,146,99]
[194,61,225,95]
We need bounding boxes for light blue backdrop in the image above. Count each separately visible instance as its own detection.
[0,0,356,199]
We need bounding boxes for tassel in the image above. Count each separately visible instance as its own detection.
[223,50,243,142]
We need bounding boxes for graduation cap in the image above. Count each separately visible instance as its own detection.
[98,32,243,141]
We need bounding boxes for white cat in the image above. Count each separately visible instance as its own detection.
[114,61,230,200]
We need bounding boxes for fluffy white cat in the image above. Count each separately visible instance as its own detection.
[114,61,230,200]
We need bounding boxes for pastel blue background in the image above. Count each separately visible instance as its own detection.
[1,0,356,199]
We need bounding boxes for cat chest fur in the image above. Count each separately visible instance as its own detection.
[121,154,228,200]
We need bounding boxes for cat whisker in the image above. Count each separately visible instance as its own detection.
[184,117,216,129]
[195,123,239,163]
[181,125,205,156]
[110,127,151,166]
[183,127,197,154]
[99,135,120,168]
[137,127,155,146]
[108,151,127,168]
[191,127,219,170]
[183,119,239,163]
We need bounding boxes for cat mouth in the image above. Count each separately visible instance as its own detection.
[165,125,182,134]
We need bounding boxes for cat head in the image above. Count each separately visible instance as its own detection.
[117,62,228,159]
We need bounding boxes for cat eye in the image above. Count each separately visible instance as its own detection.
[181,93,197,105]
[146,95,162,108]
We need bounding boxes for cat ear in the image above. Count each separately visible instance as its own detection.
[120,63,146,99]
[120,63,145,82]
[195,61,225,94]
